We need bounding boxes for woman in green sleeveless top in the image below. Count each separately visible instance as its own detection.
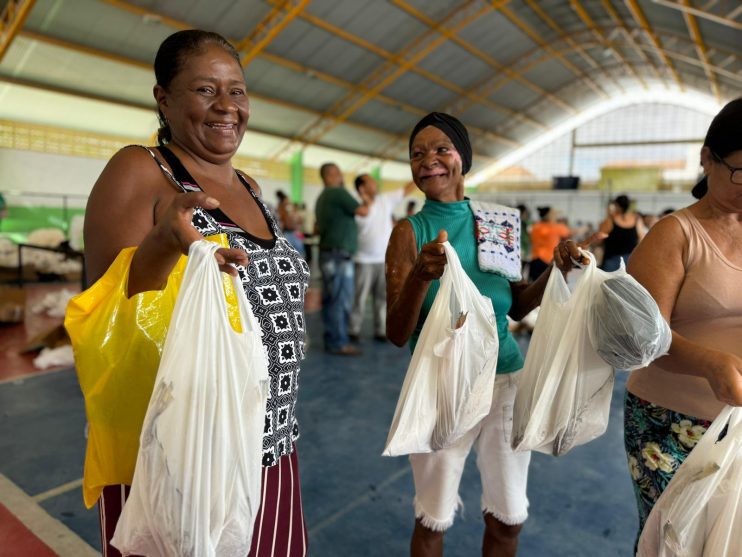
[385,112,586,557]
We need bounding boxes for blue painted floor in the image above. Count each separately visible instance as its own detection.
[0,308,640,556]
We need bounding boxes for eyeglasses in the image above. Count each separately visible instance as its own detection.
[711,152,742,185]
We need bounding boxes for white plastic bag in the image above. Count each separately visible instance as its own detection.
[383,241,499,456]
[587,262,671,371]
[111,240,269,557]
[637,405,742,557]
[511,252,614,456]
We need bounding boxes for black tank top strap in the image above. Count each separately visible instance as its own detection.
[138,145,187,193]
[153,145,278,249]
[157,145,197,186]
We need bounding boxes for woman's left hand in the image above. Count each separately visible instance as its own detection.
[214,247,249,277]
[553,233,603,274]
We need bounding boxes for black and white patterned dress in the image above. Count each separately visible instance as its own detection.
[149,146,309,468]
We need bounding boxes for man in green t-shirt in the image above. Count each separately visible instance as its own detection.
[314,163,369,355]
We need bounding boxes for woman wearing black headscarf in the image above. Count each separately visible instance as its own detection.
[385,112,586,557]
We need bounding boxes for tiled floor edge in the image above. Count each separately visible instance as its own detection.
[0,473,98,557]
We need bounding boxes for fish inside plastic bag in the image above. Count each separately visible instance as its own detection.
[588,269,671,370]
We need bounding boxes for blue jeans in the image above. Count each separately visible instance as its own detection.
[283,231,306,258]
[319,250,355,351]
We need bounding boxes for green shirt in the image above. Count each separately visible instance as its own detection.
[315,187,360,254]
[407,198,524,374]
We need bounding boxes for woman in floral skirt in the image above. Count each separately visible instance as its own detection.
[623,97,742,547]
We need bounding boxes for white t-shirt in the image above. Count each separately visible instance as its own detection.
[355,189,404,264]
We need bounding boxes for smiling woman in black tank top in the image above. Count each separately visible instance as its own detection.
[82,30,308,557]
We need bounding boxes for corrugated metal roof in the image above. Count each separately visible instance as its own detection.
[0,0,738,174]
[415,41,493,91]
[246,57,347,113]
[381,72,458,113]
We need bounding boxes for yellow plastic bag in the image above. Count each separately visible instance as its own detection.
[65,235,240,508]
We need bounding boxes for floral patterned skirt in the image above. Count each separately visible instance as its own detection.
[623,390,712,545]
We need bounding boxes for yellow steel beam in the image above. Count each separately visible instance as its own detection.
[100,0,524,149]
[727,4,742,21]
[298,9,548,131]
[304,4,486,142]
[567,0,646,90]
[601,0,665,85]
[96,1,422,121]
[624,0,685,89]
[299,11,390,58]
[421,17,737,133]
[67,2,438,157]
[393,0,578,113]
[0,74,411,163]
[446,1,716,108]
[235,3,284,50]
[680,0,721,102]
[258,50,517,150]
[526,0,600,73]
[495,1,611,99]
[0,0,36,61]
[238,0,310,68]
[21,29,150,69]
[13,30,415,161]
[102,0,306,69]
[98,0,189,30]
[649,43,740,83]
[651,0,742,30]
[655,27,739,62]
[510,31,741,86]
[268,2,492,158]
[259,51,425,117]
[267,2,530,159]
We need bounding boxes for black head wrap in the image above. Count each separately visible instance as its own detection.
[409,112,472,175]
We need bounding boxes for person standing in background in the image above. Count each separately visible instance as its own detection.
[598,194,646,272]
[528,206,570,282]
[276,190,306,258]
[349,174,415,342]
[314,162,370,356]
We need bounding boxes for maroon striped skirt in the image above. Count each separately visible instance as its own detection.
[98,445,307,556]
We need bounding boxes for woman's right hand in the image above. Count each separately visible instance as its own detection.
[411,229,448,281]
[156,192,248,276]
[704,350,742,406]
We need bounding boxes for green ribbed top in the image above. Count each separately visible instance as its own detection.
[407,198,524,373]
